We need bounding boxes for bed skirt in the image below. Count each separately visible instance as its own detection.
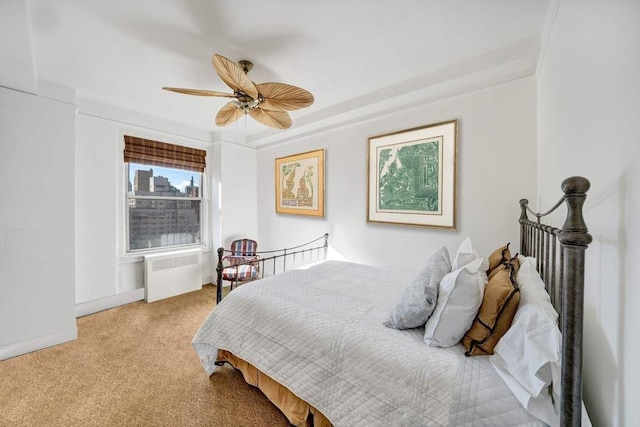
[217,350,333,427]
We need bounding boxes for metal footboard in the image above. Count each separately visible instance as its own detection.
[519,177,592,426]
[215,233,329,303]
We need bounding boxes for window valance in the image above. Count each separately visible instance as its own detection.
[123,135,206,172]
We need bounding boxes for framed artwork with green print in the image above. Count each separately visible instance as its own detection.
[367,120,457,229]
[275,149,325,217]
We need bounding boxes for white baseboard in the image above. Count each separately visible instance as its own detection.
[1,289,146,361]
[75,288,145,318]
[0,328,78,361]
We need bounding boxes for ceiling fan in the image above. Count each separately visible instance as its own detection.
[163,54,314,130]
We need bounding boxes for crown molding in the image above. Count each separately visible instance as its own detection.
[248,37,540,148]
[77,97,215,143]
[212,129,248,146]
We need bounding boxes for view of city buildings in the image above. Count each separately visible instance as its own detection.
[128,167,201,251]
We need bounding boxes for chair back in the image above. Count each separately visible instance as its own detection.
[230,239,258,256]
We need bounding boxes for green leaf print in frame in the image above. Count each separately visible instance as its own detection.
[367,120,457,229]
[377,140,441,213]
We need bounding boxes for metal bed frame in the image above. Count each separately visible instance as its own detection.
[519,176,591,427]
[215,233,329,304]
[212,176,590,426]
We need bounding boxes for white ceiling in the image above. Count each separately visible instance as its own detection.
[5,0,550,145]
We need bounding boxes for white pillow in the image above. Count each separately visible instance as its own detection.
[490,255,561,426]
[491,354,560,427]
[451,236,480,271]
[424,256,488,347]
[384,247,451,329]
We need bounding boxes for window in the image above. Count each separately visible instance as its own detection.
[123,136,206,252]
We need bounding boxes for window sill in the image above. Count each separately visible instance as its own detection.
[118,243,209,264]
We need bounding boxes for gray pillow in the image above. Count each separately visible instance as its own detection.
[384,247,451,329]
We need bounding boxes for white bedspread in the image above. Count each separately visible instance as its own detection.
[192,261,544,426]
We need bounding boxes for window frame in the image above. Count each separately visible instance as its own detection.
[124,162,206,254]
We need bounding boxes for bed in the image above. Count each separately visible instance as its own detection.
[192,176,592,426]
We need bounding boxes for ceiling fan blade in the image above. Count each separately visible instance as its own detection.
[212,54,259,99]
[256,83,314,111]
[248,109,292,129]
[162,87,235,97]
[215,103,245,127]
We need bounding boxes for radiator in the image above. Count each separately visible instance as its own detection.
[144,248,202,302]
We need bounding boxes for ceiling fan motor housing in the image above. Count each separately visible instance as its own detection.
[238,60,253,74]
[236,93,257,103]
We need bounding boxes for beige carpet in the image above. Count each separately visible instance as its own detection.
[0,285,290,427]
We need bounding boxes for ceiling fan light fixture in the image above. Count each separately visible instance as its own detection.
[163,53,314,130]
[231,97,260,114]
[247,98,260,109]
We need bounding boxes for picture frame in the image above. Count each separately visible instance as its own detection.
[367,120,457,229]
[275,149,325,217]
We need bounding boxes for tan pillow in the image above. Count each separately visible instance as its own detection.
[488,252,521,280]
[462,259,520,356]
[486,243,511,277]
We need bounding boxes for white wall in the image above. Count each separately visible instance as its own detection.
[74,111,258,306]
[0,87,232,355]
[0,0,36,94]
[537,1,640,425]
[0,87,76,356]
[206,136,258,284]
[75,111,217,305]
[257,77,537,278]
[218,141,258,249]
[75,115,118,302]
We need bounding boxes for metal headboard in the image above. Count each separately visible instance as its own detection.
[518,176,592,427]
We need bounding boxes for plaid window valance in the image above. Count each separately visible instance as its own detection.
[123,135,207,172]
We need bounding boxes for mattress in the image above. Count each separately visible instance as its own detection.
[192,260,544,426]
